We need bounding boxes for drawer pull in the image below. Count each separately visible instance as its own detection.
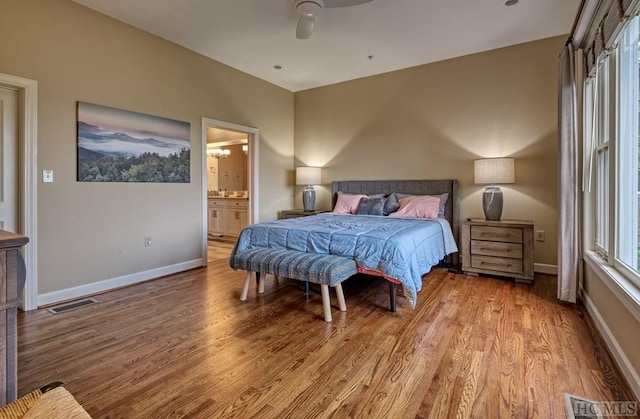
[479,261,513,268]
[478,247,516,253]
[480,232,510,238]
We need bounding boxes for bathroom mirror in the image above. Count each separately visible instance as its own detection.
[206,127,248,196]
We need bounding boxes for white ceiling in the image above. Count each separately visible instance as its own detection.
[71,0,580,92]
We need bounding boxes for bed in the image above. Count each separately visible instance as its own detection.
[230,179,460,309]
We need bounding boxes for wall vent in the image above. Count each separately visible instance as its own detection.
[46,298,99,314]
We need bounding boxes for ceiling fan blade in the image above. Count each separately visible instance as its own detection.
[323,0,373,8]
[296,16,315,39]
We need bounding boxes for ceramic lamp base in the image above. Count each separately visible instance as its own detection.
[482,186,503,221]
[302,186,316,212]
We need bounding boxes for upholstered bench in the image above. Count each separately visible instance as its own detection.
[0,381,91,418]
[229,248,357,322]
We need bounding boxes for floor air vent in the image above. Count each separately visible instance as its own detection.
[47,298,99,314]
[564,393,602,419]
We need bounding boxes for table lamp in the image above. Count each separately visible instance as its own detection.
[474,158,515,221]
[296,166,321,211]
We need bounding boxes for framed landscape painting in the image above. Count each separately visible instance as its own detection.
[77,102,190,182]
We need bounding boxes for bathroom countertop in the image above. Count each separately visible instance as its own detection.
[207,195,249,200]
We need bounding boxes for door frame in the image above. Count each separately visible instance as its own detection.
[0,73,38,311]
[201,118,259,262]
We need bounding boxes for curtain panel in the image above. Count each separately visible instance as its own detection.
[558,44,580,303]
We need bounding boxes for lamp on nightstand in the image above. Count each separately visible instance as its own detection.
[474,157,515,221]
[296,166,321,212]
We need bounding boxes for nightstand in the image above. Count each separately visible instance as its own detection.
[461,219,534,283]
[279,209,327,219]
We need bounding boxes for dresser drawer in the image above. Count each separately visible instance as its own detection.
[470,240,522,259]
[228,199,248,209]
[471,255,523,274]
[208,199,226,207]
[471,226,522,243]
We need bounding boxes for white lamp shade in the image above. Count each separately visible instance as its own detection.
[296,167,321,186]
[474,158,515,184]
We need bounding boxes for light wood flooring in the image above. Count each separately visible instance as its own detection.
[17,244,637,418]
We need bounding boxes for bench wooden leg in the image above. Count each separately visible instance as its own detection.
[258,273,265,294]
[240,271,252,301]
[335,284,346,312]
[320,284,333,322]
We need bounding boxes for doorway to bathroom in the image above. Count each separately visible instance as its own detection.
[201,118,259,262]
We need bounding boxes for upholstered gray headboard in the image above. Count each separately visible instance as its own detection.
[331,179,460,266]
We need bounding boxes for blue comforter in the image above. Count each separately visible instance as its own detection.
[230,213,458,307]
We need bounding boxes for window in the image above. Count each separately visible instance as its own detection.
[585,56,611,257]
[615,15,640,280]
[595,57,610,256]
[585,13,640,287]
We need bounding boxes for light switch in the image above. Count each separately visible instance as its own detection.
[42,170,54,183]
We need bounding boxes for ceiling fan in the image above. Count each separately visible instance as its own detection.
[294,0,373,39]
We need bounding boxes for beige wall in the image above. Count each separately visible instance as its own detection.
[0,0,294,295]
[294,36,564,266]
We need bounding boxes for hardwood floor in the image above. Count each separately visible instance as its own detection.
[17,246,636,418]
[207,240,236,263]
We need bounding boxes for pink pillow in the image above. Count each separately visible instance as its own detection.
[389,195,440,219]
[333,193,367,214]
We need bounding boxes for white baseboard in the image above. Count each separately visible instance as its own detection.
[534,263,557,275]
[580,287,640,401]
[37,258,205,307]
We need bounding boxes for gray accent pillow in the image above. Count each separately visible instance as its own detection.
[434,192,449,218]
[383,193,401,215]
[356,197,386,216]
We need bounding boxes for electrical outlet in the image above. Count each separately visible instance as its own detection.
[144,236,152,247]
[535,230,545,242]
[42,169,54,183]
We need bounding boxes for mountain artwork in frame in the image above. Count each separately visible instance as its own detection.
[77,102,190,183]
